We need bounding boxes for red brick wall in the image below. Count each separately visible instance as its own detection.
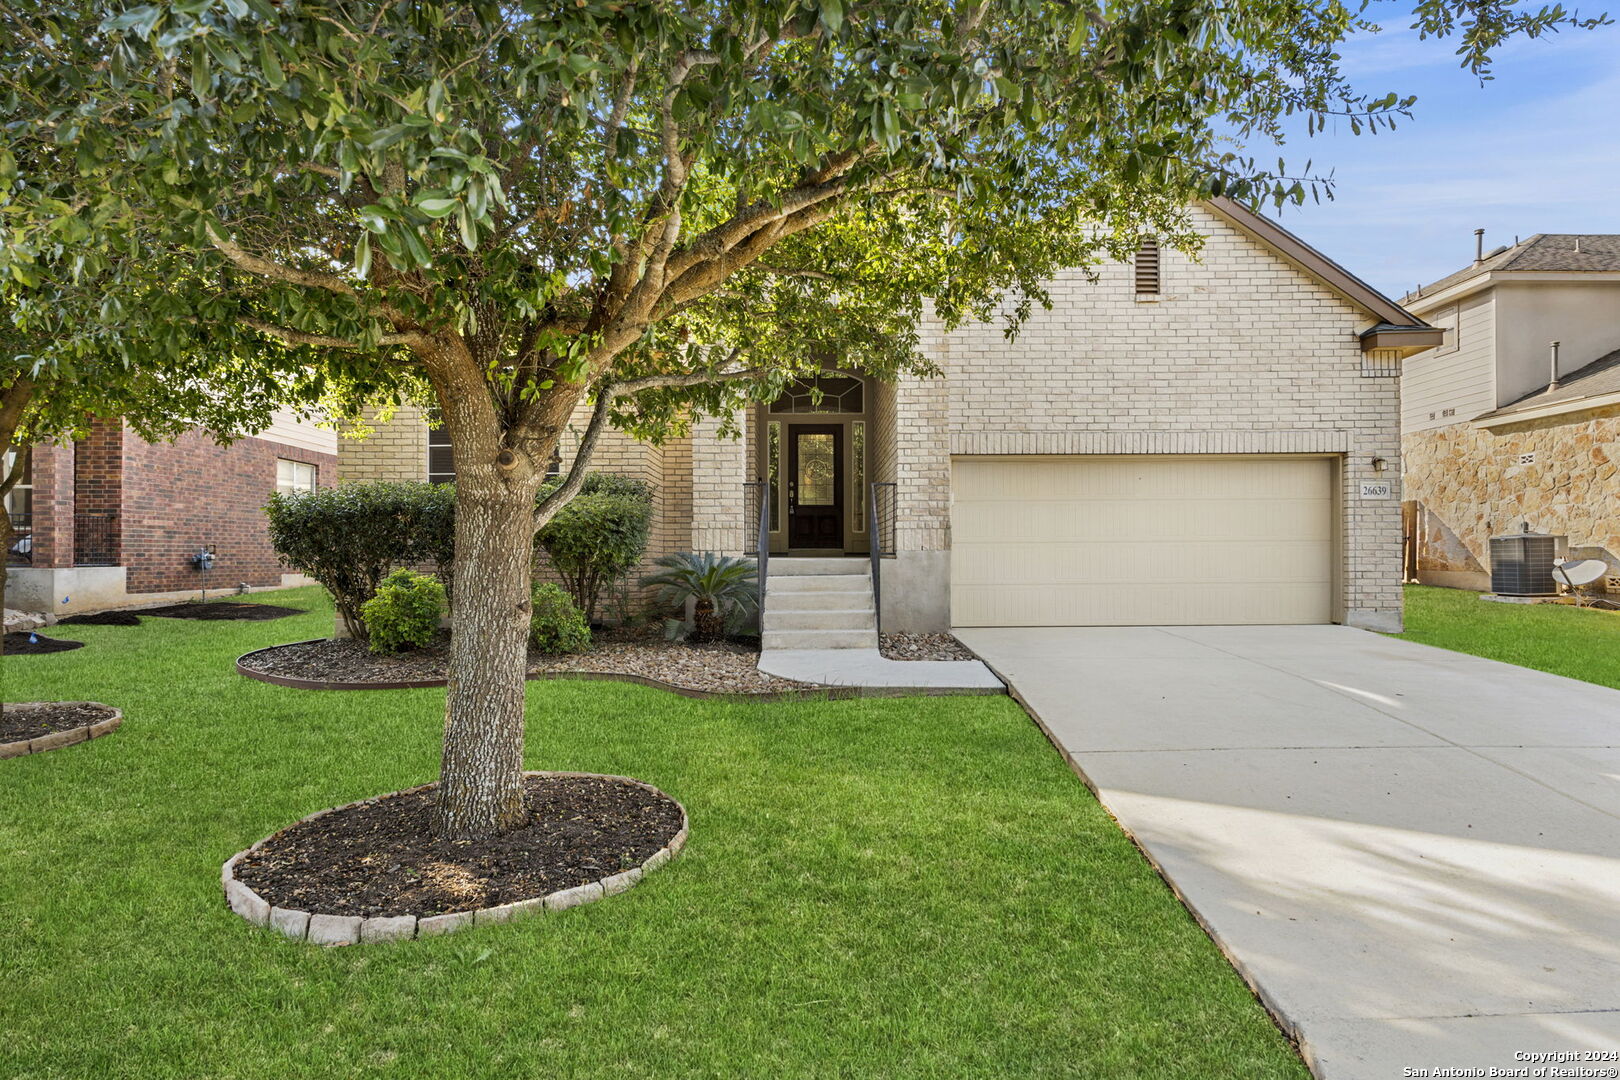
[22,441,74,568]
[119,429,336,593]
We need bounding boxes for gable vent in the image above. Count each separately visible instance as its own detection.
[1134,238,1161,296]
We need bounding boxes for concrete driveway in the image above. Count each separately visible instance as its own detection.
[954,624,1620,1080]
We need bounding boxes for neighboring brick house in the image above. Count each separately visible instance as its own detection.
[4,411,336,613]
[341,198,1432,632]
[1400,234,1620,591]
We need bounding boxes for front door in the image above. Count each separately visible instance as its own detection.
[787,424,844,549]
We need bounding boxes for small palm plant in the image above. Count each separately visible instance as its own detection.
[641,551,759,643]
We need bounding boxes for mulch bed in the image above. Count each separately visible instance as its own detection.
[3,632,85,655]
[239,626,817,695]
[880,632,978,662]
[0,701,117,743]
[232,774,684,918]
[57,610,143,627]
[144,601,303,621]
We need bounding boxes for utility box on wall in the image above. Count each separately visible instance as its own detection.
[1489,525,1561,596]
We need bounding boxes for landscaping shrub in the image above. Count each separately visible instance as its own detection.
[536,473,654,625]
[529,582,591,655]
[266,482,455,640]
[359,570,446,655]
[641,551,759,642]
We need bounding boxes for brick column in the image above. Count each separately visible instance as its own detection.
[689,415,746,554]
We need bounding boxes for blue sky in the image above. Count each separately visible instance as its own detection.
[1257,5,1620,299]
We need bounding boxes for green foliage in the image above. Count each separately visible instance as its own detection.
[528,582,591,656]
[536,473,654,625]
[264,482,455,640]
[641,551,759,643]
[359,569,445,655]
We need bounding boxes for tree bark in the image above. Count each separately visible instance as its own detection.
[427,338,565,840]
[433,467,540,838]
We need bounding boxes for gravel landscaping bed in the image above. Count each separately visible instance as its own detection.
[880,632,978,661]
[232,774,684,918]
[0,701,118,743]
[239,627,819,695]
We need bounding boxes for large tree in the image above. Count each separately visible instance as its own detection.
[0,0,1597,838]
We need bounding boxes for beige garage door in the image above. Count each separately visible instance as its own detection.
[951,456,1335,626]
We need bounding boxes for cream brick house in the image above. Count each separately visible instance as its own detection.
[340,199,1432,632]
[1400,234,1620,591]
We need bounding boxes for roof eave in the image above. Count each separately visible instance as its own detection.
[1473,388,1620,430]
[1359,325,1446,355]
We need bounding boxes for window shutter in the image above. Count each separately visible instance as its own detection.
[426,424,456,483]
[1134,238,1161,296]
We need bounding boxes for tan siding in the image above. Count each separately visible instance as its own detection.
[255,410,339,456]
[1402,292,1496,432]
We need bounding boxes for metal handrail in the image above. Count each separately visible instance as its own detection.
[868,482,897,635]
[6,512,32,565]
[743,481,769,620]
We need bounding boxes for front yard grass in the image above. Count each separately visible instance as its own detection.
[1,586,1305,1079]
[1400,584,1620,690]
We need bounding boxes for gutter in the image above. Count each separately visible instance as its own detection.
[1473,389,1620,430]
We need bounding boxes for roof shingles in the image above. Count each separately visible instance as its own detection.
[1405,234,1620,303]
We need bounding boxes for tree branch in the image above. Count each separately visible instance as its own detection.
[534,386,614,527]
[207,224,359,297]
[240,317,422,350]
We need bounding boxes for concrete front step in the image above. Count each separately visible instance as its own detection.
[767,573,871,594]
[768,588,874,611]
[762,627,880,650]
[764,608,877,632]
[768,557,870,576]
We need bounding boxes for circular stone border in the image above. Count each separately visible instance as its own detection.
[221,771,688,945]
[0,702,123,759]
[235,641,1003,701]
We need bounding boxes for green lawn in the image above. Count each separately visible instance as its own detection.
[1,586,1304,1079]
[1399,584,1620,689]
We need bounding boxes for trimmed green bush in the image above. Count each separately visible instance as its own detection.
[359,570,446,655]
[265,481,455,640]
[529,582,591,655]
[536,473,654,625]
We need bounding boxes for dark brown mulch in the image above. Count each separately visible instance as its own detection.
[879,632,978,662]
[0,701,117,743]
[58,610,143,627]
[232,775,684,918]
[143,601,303,621]
[3,632,85,655]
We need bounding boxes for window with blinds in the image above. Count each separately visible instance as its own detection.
[1134,238,1161,297]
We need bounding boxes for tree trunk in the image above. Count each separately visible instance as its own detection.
[433,460,542,839]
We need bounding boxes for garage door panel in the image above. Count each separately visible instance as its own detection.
[954,498,1331,545]
[952,540,1331,586]
[950,456,1334,626]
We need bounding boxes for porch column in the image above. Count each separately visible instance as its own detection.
[689,414,746,554]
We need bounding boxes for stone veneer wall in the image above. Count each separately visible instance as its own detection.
[1403,407,1620,590]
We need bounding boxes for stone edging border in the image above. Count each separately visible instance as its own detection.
[221,770,688,945]
[0,702,123,759]
[236,641,1005,701]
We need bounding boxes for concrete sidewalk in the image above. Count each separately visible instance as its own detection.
[956,624,1620,1080]
[757,647,1004,692]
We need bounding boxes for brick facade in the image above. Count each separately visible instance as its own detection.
[120,428,335,592]
[338,203,1405,630]
[13,419,337,602]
